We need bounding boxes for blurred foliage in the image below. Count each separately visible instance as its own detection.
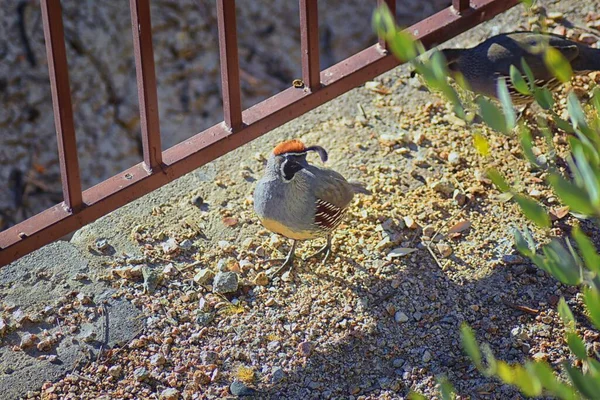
[373,0,600,398]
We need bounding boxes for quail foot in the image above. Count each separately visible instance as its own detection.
[253,139,370,277]
[440,31,600,105]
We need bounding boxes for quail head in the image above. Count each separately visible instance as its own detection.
[440,31,600,105]
[253,139,370,276]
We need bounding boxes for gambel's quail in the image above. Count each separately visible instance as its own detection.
[253,139,370,276]
[441,32,600,105]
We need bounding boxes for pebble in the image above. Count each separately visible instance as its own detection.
[201,350,219,364]
[162,238,179,254]
[452,190,467,205]
[133,367,149,382]
[394,311,409,323]
[447,151,461,165]
[159,388,180,400]
[431,180,455,196]
[150,353,167,366]
[254,272,269,286]
[230,381,257,397]
[242,238,254,248]
[422,350,432,363]
[194,269,215,284]
[413,311,423,321]
[108,365,122,377]
[436,242,453,258]
[179,239,193,249]
[94,238,109,251]
[271,367,286,384]
[422,225,435,238]
[298,341,314,357]
[19,333,36,349]
[403,216,418,229]
[213,272,239,293]
[392,358,405,368]
[191,195,204,207]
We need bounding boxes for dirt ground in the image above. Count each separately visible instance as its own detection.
[6,0,600,399]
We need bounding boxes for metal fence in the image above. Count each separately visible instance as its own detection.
[0,0,519,267]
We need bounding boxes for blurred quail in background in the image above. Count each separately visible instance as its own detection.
[254,139,370,276]
[441,31,600,105]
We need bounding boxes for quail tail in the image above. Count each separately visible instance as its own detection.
[350,181,371,195]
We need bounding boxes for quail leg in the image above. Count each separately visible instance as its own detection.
[266,240,297,277]
[304,235,332,264]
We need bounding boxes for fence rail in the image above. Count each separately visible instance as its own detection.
[0,0,519,267]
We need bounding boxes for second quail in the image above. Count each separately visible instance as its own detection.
[253,139,370,276]
[441,31,600,105]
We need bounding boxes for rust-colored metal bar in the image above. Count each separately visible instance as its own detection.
[377,0,396,51]
[130,0,163,172]
[0,0,519,267]
[453,0,470,13]
[40,0,83,213]
[299,0,321,90]
[216,0,243,132]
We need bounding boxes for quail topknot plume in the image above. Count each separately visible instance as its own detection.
[253,139,370,276]
[440,31,600,105]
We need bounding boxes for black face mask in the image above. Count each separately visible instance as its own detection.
[281,157,305,181]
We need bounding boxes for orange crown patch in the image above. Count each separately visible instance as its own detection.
[273,139,307,156]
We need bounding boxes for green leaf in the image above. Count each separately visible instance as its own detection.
[558,297,576,330]
[460,324,482,368]
[513,228,534,257]
[537,240,582,285]
[583,287,600,331]
[547,173,597,216]
[496,360,514,384]
[518,124,539,166]
[567,332,588,360]
[514,364,543,397]
[568,92,592,136]
[572,226,600,275]
[592,86,600,115]
[527,361,577,400]
[573,145,600,207]
[514,194,551,228]
[564,363,600,398]
[544,47,573,83]
[408,392,427,400]
[550,110,576,133]
[388,31,419,62]
[509,65,531,95]
[372,5,396,39]
[521,58,536,91]
[473,133,490,157]
[533,86,555,110]
[497,77,517,131]
[487,169,511,192]
[477,96,509,134]
[437,377,456,400]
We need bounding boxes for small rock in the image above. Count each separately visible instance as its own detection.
[502,254,523,265]
[403,216,418,229]
[453,190,467,206]
[20,333,36,349]
[422,225,435,238]
[196,312,215,327]
[413,311,423,321]
[422,350,432,363]
[511,326,529,341]
[112,265,142,280]
[529,189,542,198]
[532,352,548,361]
[162,238,179,254]
[201,351,219,365]
[37,339,53,352]
[0,318,6,334]
[271,367,285,384]
[447,151,461,165]
[191,195,204,207]
[254,272,269,286]
[547,11,563,20]
[265,298,276,307]
[394,311,409,323]
[392,358,404,368]
[431,180,455,196]
[180,239,193,249]
[267,341,281,352]
[436,242,453,258]
[242,238,254,248]
[150,353,167,366]
[239,260,254,272]
[230,381,257,397]
[108,365,122,378]
[134,367,149,382]
[255,246,266,257]
[159,388,180,400]
[298,341,314,357]
[213,272,239,294]
[194,269,215,284]
[218,240,232,250]
[579,33,598,45]
[94,238,109,251]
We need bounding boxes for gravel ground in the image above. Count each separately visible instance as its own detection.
[0,0,448,231]
[7,0,600,399]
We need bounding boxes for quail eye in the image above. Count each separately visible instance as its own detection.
[281,158,304,181]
